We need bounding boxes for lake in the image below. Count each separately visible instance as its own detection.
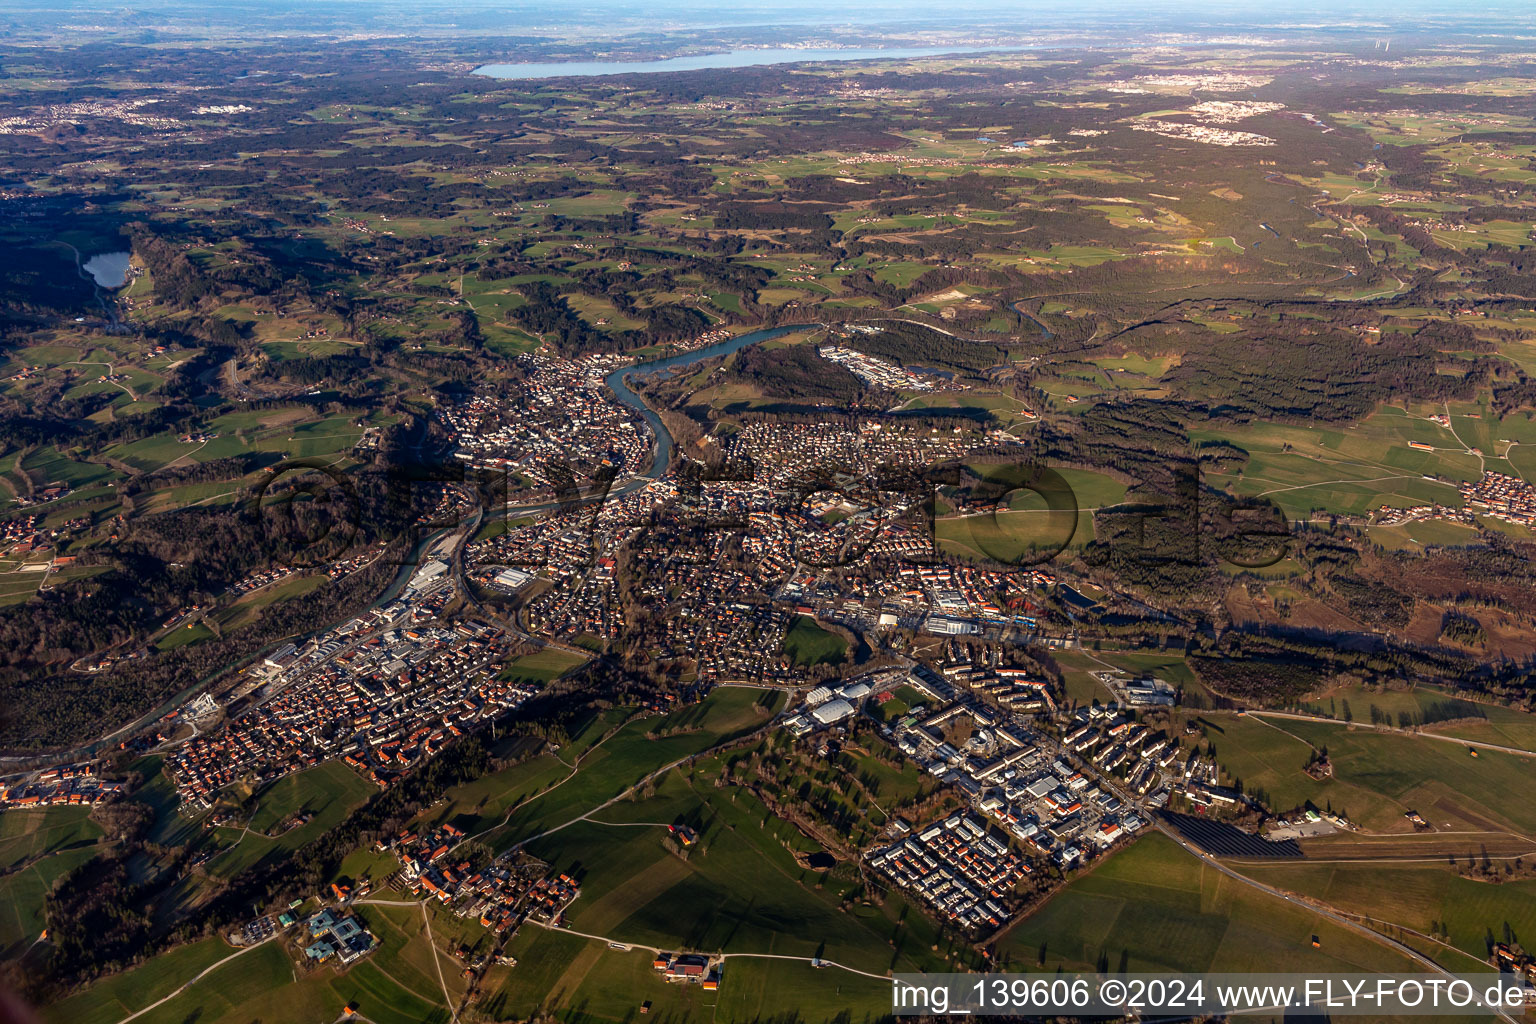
[475,45,1037,80]
[83,251,131,289]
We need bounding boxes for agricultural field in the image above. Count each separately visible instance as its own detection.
[521,761,950,975]
[1240,860,1536,972]
[483,687,785,850]
[1183,709,1536,835]
[204,761,378,877]
[491,927,890,1023]
[999,832,1425,975]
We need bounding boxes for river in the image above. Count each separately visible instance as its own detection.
[604,323,809,479]
[475,44,1040,80]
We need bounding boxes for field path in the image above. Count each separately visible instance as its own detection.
[1440,401,1485,472]
[111,934,276,1024]
[419,899,458,1023]
[1154,820,1522,1024]
[524,919,891,982]
[504,712,785,854]
[1247,709,1536,760]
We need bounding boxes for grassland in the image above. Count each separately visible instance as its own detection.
[998,832,1423,974]
[0,844,103,959]
[1186,709,1536,834]
[496,647,590,685]
[1240,860,1536,971]
[1191,403,1498,519]
[1295,683,1536,753]
[205,761,378,877]
[41,937,242,1024]
[44,927,454,1024]
[0,806,104,870]
[524,763,950,975]
[481,687,785,851]
[936,467,1127,562]
[781,615,847,667]
[489,927,890,1023]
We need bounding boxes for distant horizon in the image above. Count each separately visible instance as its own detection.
[8,0,1536,47]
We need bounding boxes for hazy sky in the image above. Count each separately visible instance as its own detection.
[8,0,1531,46]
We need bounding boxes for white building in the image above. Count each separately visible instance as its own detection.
[811,699,855,726]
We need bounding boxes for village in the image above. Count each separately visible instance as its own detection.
[1374,470,1536,529]
[0,763,125,810]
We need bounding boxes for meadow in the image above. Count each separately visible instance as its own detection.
[781,615,847,667]
[481,687,785,851]
[1187,710,1536,835]
[205,761,379,878]
[1241,860,1536,971]
[998,832,1424,974]
[516,753,953,969]
[489,927,891,1023]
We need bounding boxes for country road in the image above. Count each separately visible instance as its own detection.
[1153,821,1522,1024]
[524,919,892,982]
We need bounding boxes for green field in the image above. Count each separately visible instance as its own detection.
[1191,403,1498,517]
[1188,711,1536,834]
[491,927,890,1023]
[1276,718,1536,835]
[999,832,1423,974]
[936,467,1125,563]
[781,615,847,667]
[414,751,576,837]
[206,761,378,877]
[45,931,453,1024]
[1241,860,1536,971]
[1295,684,1536,753]
[42,937,241,1024]
[497,647,590,684]
[523,760,949,975]
[482,687,785,850]
[0,844,102,958]
[0,806,104,870]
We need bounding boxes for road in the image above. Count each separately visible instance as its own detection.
[1442,401,1486,474]
[1153,820,1522,1024]
[523,919,891,982]
[111,934,277,1024]
[1247,708,1536,760]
